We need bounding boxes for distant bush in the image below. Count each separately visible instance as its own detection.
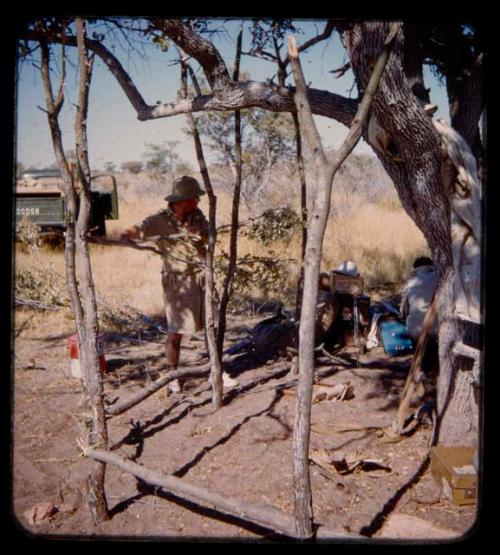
[17,217,41,252]
[121,161,143,174]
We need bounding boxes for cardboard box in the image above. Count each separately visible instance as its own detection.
[329,272,364,296]
[430,446,477,505]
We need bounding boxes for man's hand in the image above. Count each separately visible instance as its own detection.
[119,226,141,241]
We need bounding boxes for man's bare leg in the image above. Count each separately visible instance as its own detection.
[165,332,182,393]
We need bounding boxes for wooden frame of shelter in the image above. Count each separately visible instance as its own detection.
[34,18,413,541]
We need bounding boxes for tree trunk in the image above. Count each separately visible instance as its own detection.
[216,27,243,359]
[401,22,430,104]
[180,56,223,409]
[292,112,308,320]
[39,23,109,523]
[288,27,397,538]
[341,21,480,446]
[73,18,109,522]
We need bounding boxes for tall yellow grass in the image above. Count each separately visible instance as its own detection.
[15,172,429,319]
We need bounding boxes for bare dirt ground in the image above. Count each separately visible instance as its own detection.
[12,305,478,543]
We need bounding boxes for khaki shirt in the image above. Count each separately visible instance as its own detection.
[139,207,208,275]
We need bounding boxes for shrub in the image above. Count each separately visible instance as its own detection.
[15,266,68,307]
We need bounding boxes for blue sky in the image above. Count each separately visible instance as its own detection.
[15,19,450,171]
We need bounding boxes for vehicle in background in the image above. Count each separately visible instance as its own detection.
[15,170,119,240]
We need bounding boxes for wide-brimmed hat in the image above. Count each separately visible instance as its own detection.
[165,176,206,202]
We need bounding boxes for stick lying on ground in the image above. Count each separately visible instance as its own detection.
[105,353,242,416]
[78,445,358,539]
[105,363,211,416]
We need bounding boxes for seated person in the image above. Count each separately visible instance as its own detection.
[400,256,438,342]
[400,256,439,370]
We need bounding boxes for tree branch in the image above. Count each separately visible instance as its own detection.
[288,36,327,167]
[150,18,232,90]
[283,19,335,69]
[24,28,357,127]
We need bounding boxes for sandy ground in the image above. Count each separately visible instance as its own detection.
[11,308,478,543]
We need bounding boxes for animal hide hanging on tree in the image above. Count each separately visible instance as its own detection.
[433,118,482,325]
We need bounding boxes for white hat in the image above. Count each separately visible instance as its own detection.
[335,260,358,277]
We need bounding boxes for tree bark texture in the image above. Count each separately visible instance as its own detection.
[401,22,431,104]
[71,18,109,523]
[341,21,480,446]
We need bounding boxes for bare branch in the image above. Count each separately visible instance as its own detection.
[84,447,300,538]
[329,62,351,78]
[288,36,327,167]
[287,22,399,539]
[87,236,205,268]
[283,20,335,68]
[217,25,244,358]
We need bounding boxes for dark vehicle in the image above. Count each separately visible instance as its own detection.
[15,170,119,238]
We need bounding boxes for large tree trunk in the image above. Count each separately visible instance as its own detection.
[341,21,480,446]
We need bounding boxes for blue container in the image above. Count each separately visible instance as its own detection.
[379,319,414,356]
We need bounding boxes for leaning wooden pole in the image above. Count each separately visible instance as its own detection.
[288,24,400,538]
[394,294,437,434]
[216,25,243,359]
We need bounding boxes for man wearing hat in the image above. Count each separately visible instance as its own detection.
[120,175,238,393]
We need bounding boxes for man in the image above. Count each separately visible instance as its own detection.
[120,175,237,393]
[400,256,438,343]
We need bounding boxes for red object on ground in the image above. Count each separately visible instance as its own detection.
[68,333,107,375]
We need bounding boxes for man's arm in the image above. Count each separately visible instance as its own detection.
[185,210,209,245]
[119,225,142,241]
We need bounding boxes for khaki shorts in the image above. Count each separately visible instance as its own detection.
[162,272,204,335]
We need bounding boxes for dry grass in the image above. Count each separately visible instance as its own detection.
[14,170,429,326]
[322,199,428,287]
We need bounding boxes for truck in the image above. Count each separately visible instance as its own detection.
[15,170,119,240]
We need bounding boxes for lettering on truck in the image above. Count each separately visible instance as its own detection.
[17,207,41,216]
